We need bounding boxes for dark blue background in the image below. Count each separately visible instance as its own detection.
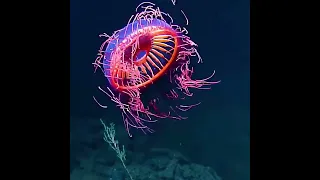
[71,0,249,179]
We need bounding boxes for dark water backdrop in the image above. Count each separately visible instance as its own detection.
[70,0,250,180]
